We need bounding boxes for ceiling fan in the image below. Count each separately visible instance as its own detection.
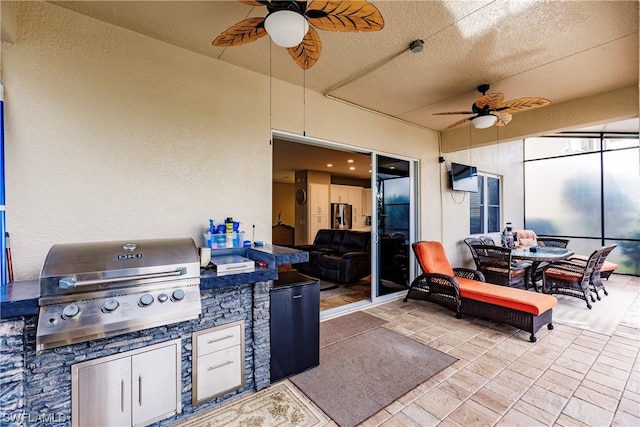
[212,0,384,70]
[434,84,551,130]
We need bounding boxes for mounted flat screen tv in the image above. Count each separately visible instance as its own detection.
[450,162,478,192]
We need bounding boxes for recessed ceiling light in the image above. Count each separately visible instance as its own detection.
[349,166,355,170]
[347,159,354,163]
[390,166,395,169]
[327,163,333,167]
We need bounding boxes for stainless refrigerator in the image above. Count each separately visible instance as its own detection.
[331,203,352,229]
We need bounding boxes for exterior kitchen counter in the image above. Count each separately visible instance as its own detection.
[0,244,308,319]
[0,244,309,427]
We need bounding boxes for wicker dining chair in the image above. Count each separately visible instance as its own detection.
[463,237,484,270]
[542,247,601,309]
[471,244,530,289]
[479,235,496,245]
[566,243,617,301]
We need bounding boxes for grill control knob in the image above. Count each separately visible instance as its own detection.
[158,293,169,303]
[172,289,185,301]
[139,294,154,307]
[103,298,119,312]
[62,303,80,318]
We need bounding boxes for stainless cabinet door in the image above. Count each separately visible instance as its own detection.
[76,357,132,427]
[131,343,179,426]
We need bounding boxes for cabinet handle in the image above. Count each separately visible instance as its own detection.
[138,376,142,406]
[207,334,234,344]
[207,360,233,371]
[121,380,125,413]
[293,294,302,299]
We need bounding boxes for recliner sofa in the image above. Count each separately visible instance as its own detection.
[293,229,371,284]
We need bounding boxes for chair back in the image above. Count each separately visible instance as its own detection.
[412,241,455,276]
[592,243,617,282]
[472,244,526,287]
[479,236,496,245]
[515,230,538,247]
[463,238,484,269]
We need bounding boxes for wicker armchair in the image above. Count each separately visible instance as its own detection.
[543,247,601,309]
[566,243,617,300]
[472,244,530,289]
[404,241,485,319]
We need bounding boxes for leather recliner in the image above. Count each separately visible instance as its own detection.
[293,229,371,284]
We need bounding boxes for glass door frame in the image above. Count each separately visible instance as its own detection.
[370,153,419,304]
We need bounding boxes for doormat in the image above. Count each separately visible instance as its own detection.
[171,381,329,427]
[290,327,457,427]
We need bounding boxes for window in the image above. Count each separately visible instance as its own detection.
[470,173,501,234]
[524,133,639,275]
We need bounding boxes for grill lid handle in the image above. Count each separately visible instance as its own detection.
[58,267,187,289]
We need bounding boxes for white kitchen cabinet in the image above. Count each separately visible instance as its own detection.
[309,183,329,215]
[348,186,363,229]
[72,339,181,427]
[362,188,372,217]
[192,321,245,406]
[309,183,329,243]
[330,185,350,203]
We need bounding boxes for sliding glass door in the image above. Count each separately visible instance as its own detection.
[373,154,418,299]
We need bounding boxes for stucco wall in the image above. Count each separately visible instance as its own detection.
[2,2,440,280]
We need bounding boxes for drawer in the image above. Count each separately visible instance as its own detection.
[196,323,242,357]
[195,346,244,400]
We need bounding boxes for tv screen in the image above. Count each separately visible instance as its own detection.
[450,162,478,192]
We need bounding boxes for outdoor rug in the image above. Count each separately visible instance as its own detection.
[552,289,638,336]
[290,316,457,427]
[320,310,388,348]
[170,381,329,427]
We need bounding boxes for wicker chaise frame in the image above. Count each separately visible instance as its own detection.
[404,268,553,342]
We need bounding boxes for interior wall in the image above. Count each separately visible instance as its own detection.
[272,182,294,227]
[2,2,441,280]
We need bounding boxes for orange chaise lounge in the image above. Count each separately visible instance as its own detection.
[404,241,558,342]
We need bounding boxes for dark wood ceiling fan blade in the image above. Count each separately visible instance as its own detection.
[433,111,474,115]
[495,112,512,126]
[446,117,473,129]
[213,17,267,46]
[239,0,269,6]
[498,97,551,113]
[288,26,322,69]
[475,93,504,110]
[306,1,384,32]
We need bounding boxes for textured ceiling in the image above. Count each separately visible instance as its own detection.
[48,1,639,182]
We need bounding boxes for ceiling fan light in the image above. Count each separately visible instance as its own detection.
[264,10,309,48]
[472,114,498,129]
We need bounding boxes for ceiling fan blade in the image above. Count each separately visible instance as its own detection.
[498,97,551,113]
[433,111,474,115]
[239,0,269,6]
[213,17,267,47]
[495,112,512,127]
[306,1,384,32]
[288,26,323,69]
[446,117,473,129]
[475,93,504,110]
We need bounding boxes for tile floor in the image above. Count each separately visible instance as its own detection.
[358,273,640,426]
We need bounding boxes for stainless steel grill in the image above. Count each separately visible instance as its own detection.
[36,238,202,353]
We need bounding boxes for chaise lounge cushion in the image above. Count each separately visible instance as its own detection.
[456,277,557,316]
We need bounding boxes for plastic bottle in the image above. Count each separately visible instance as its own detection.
[225,217,234,234]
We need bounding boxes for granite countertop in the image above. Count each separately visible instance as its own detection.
[1,244,308,320]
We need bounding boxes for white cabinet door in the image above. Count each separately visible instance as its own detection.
[309,183,329,215]
[362,189,372,217]
[309,215,329,244]
[76,357,132,427]
[132,344,179,426]
[348,187,363,228]
[330,185,349,203]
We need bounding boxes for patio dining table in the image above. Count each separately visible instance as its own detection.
[511,246,575,292]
